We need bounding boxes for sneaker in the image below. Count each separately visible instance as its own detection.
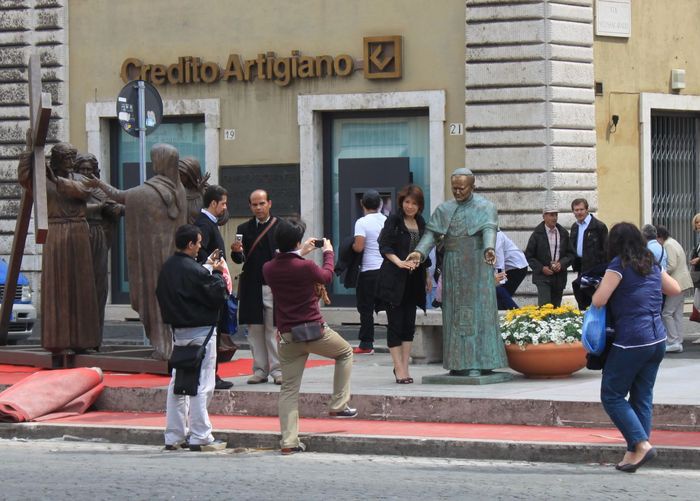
[281,442,307,455]
[247,374,268,384]
[163,440,189,451]
[666,343,684,353]
[329,406,358,419]
[273,375,283,385]
[189,439,227,452]
[352,347,374,355]
[215,376,234,390]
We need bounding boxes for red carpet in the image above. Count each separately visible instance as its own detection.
[0,359,334,389]
[0,368,104,422]
[48,411,700,448]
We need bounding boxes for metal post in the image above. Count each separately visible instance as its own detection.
[137,80,147,185]
[137,81,148,346]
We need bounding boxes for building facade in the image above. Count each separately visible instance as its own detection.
[1,0,699,313]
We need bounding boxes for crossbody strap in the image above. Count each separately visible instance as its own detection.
[247,216,278,258]
[171,324,216,345]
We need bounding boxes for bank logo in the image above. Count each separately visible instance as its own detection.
[363,36,402,79]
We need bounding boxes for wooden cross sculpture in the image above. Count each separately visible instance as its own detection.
[0,54,51,345]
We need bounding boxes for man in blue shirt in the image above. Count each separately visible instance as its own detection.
[570,198,608,310]
[641,224,667,269]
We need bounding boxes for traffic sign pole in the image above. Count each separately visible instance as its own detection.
[138,80,147,185]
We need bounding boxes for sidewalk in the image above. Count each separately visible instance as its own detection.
[1,343,700,468]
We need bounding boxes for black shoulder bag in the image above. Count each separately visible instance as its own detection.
[169,326,215,396]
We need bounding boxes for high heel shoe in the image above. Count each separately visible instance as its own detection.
[393,368,412,384]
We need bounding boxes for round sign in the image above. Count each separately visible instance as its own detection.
[116,80,163,137]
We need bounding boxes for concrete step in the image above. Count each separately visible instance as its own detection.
[89,386,700,432]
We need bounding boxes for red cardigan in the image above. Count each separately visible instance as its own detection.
[262,250,334,334]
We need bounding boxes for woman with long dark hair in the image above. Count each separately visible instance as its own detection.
[375,184,430,384]
[592,222,680,473]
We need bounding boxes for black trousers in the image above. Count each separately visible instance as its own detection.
[356,270,379,348]
[386,301,417,348]
[504,267,528,297]
[573,275,593,310]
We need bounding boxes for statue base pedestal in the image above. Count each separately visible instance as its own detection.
[422,371,513,385]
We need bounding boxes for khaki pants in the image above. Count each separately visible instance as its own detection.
[278,325,353,448]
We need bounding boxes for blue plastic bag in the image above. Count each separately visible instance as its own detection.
[582,304,606,355]
[226,294,238,335]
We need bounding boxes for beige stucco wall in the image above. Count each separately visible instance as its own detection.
[594,0,700,226]
[68,0,465,194]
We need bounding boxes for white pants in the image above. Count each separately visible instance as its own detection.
[164,332,217,446]
[247,285,281,378]
[662,292,686,346]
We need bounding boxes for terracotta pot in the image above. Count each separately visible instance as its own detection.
[504,341,587,379]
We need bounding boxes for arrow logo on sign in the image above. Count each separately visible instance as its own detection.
[369,44,393,70]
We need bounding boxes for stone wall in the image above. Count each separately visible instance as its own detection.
[465,0,596,299]
[0,0,68,305]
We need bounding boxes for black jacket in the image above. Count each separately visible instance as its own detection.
[525,222,575,289]
[334,235,362,288]
[194,211,225,264]
[375,213,429,310]
[570,215,608,273]
[156,252,228,328]
[230,216,277,325]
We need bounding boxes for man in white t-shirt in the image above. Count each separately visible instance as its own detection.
[352,190,387,354]
[495,230,529,309]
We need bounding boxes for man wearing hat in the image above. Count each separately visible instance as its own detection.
[351,189,387,354]
[524,205,576,307]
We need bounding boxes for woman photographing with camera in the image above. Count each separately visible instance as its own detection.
[592,222,680,473]
[375,184,430,384]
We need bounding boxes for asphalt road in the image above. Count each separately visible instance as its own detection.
[1,438,697,501]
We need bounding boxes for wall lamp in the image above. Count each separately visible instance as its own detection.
[609,114,619,133]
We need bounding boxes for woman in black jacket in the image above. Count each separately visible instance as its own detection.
[375,184,430,384]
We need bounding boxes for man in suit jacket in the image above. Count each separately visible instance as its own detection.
[231,189,282,385]
[194,184,232,390]
[525,206,576,307]
[570,198,608,310]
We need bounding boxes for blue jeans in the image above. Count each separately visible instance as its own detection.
[600,342,665,451]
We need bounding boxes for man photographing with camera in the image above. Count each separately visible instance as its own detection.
[263,219,356,455]
[156,224,229,452]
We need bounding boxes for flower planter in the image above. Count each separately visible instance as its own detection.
[505,341,587,379]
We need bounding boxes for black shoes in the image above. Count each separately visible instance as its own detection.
[616,448,658,473]
[215,376,233,390]
[163,441,189,451]
[329,406,358,418]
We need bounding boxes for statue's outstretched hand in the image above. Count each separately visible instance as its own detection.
[484,248,496,265]
[83,175,100,188]
[406,251,422,263]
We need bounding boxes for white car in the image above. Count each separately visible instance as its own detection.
[0,258,37,345]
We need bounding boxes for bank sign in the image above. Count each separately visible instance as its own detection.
[120,36,402,87]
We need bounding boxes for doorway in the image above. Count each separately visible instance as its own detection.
[651,113,700,254]
[324,111,429,305]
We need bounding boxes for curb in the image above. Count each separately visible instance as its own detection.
[88,387,700,432]
[1,422,698,468]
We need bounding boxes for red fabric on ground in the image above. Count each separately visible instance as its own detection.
[50,411,700,448]
[0,367,104,422]
[0,358,334,389]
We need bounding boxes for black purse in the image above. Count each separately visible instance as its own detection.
[169,326,215,396]
[290,322,324,342]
